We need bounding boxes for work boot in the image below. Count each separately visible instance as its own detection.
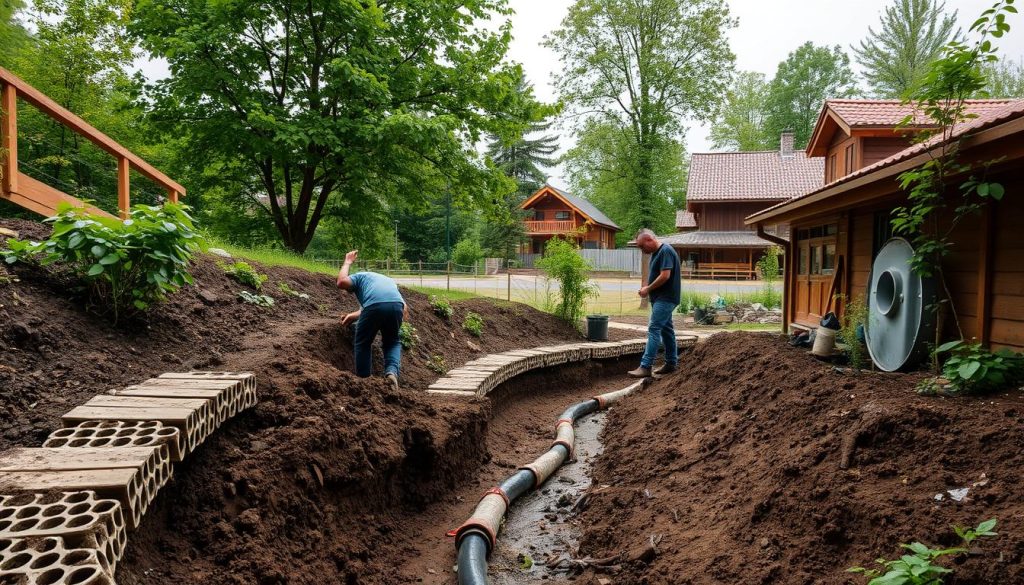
[654,363,677,375]
[385,373,399,391]
[627,366,652,378]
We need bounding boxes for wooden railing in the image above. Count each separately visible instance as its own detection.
[0,67,184,219]
[682,262,757,280]
[523,220,578,234]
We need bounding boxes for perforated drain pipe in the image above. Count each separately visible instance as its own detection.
[453,380,646,585]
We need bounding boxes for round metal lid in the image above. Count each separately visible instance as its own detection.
[865,238,936,372]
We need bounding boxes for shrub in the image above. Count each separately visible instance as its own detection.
[223,261,267,290]
[536,236,598,324]
[849,519,998,585]
[838,295,869,370]
[399,322,419,350]
[427,354,447,374]
[757,245,782,284]
[930,340,1024,394]
[678,291,713,314]
[238,291,274,307]
[463,311,484,337]
[2,203,202,322]
[430,295,454,320]
[748,286,782,309]
[452,238,484,268]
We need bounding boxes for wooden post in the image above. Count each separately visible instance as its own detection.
[167,189,179,204]
[977,202,995,344]
[447,261,451,292]
[1,82,17,195]
[117,156,130,218]
[507,268,511,301]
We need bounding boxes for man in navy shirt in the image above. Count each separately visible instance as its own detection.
[629,229,681,378]
[336,250,408,390]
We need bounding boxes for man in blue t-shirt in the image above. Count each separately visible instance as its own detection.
[336,250,408,390]
[629,229,681,378]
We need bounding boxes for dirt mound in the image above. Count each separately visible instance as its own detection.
[577,332,1024,585]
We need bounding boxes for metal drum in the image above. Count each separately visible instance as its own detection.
[865,238,936,371]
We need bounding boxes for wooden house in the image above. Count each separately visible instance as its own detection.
[520,185,622,253]
[746,99,1024,350]
[659,133,822,279]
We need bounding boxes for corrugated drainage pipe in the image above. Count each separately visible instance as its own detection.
[453,380,646,585]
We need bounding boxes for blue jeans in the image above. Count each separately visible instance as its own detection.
[641,300,678,368]
[354,302,404,378]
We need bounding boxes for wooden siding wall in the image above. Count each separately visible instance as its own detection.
[695,202,776,231]
[861,137,913,168]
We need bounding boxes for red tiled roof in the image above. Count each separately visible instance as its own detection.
[686,151,823,202]
[826,99,1014,127]
[676,210,697,229]
[750,99,1024,222]
[660,230,777,248]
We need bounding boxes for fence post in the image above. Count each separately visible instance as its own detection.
[117,156,130,219]
[507,264,511,302]
[418,260,422,287]
[447,261,451,292]
[1,83,18,195]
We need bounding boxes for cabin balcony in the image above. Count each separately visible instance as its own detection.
[523,220,579,235]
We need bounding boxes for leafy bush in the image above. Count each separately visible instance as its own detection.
[849,519,997,585]
[427,354,447,374]
[931,340,1024,394]
[430,295,454,320]
[222,261,267,290]
[463,311,484,337]
[678,291,713,314]
[276,281,309,299]
[452,238,484,268]
[2,203,202,322]
[536,236,598,323]
[757,245,782,284]
[748,285,782,309]
[399,322,419,350]
[238,291,274,307]
[838,295,869,370]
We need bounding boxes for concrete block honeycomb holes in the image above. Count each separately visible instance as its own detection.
[0,534,113,585]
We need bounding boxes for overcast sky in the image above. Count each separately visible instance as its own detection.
[502,0,1024,189]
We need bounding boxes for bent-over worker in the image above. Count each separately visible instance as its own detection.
[629,229,681,378]
[336,250,407,390]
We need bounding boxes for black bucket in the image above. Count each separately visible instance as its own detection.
[586,314,609,341]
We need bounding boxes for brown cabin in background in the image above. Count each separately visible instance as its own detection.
[519,185,622,253]
[747,99,1024,350]
[658,133,822,279]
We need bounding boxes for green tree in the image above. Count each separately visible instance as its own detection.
[563,120,685,245]
[979,56,1024,97]
[546,0,734,231]
[765,42,860,149]
[536,236,599,323]
[131,0,536,253]
[853,0,958,99]
[0,0,30,68]
[710,71,774,151]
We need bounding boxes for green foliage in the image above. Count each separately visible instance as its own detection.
[932,340,1024,394]
[221,262,267,290]
[2,203,202,322]
[536,237,599,324]
[849,519,998,585]
[710,71,775,151]
[978,56,1024,97]
[452,238,485,269]
[399,322,419,350]
[838,295,870,370]
[132,0,539,253]
[677,291,713,314]
[853,0,959,98]
[757,246,782,284]
[765,42,860,149]
[238,291,274,307]
[462,311,484,338]
[276,281,309,300]
[430,295,454,320]
[749,286,782,310]
[427,354,447,374]
[548,0,735,235]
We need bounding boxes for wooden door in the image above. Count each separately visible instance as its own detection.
[793,224,838,326]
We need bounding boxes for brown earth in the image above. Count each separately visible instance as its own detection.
[576,332,1024,585]
[0,217,602,584]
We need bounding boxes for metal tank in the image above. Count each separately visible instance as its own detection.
[865,238,937,371]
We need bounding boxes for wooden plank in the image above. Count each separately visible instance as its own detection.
[0,468,137,494]
[117,156,129,218]
[0,67,185,195]
[116,387,223,400]
[977,202,994,344]
[991,295,1024,322]
[85,396,209,411]
[993,272,1024,295]
[1,82,16,194]
[7,173,111,218]
[991,318,1024,348]
[0,447,155,472]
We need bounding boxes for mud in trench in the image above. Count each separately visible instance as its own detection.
[394,357,638,585]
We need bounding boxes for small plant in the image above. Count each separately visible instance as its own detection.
[430,295,454,320]
[849,519,998,585]
[398,322,419,350]
[277,281,310,299]
[463,311,484,337]
[238,291,274,307]
[536,236,599,324]
[678,291,713,314]
[427,354,447,374]
[222,261,267,290]
[838,295,869,370]
[2,203,203,322]
[928,340,1024,394]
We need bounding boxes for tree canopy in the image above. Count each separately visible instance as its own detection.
[547,0,734,233]
[853,0,959,99]
[979,57,1024,97]
[130,0,542,253]
[710,71,774,151]
[765,42,859,150]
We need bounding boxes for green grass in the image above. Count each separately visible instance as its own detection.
[725,322,783,332]
[405,286,479,301]
[207,240,337,276]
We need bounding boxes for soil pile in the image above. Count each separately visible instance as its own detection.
[578,332,1024,585]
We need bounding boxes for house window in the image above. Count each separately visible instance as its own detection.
[796,222,838,276]
[844,144,855,175]
[534,210,545,220]
[823,244,836,275]
[798,246,808,275]
[554,211,570,220]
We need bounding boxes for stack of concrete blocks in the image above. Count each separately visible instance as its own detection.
[0,370,257,584]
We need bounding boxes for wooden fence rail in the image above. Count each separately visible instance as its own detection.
[0,67,185,219]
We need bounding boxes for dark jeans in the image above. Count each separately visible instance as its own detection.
[640,299,679,368]
[354,302,404,378]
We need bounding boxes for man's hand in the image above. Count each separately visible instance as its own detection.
[638,286,650,298]
[341,311,360,327]
[344,250,359,264]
